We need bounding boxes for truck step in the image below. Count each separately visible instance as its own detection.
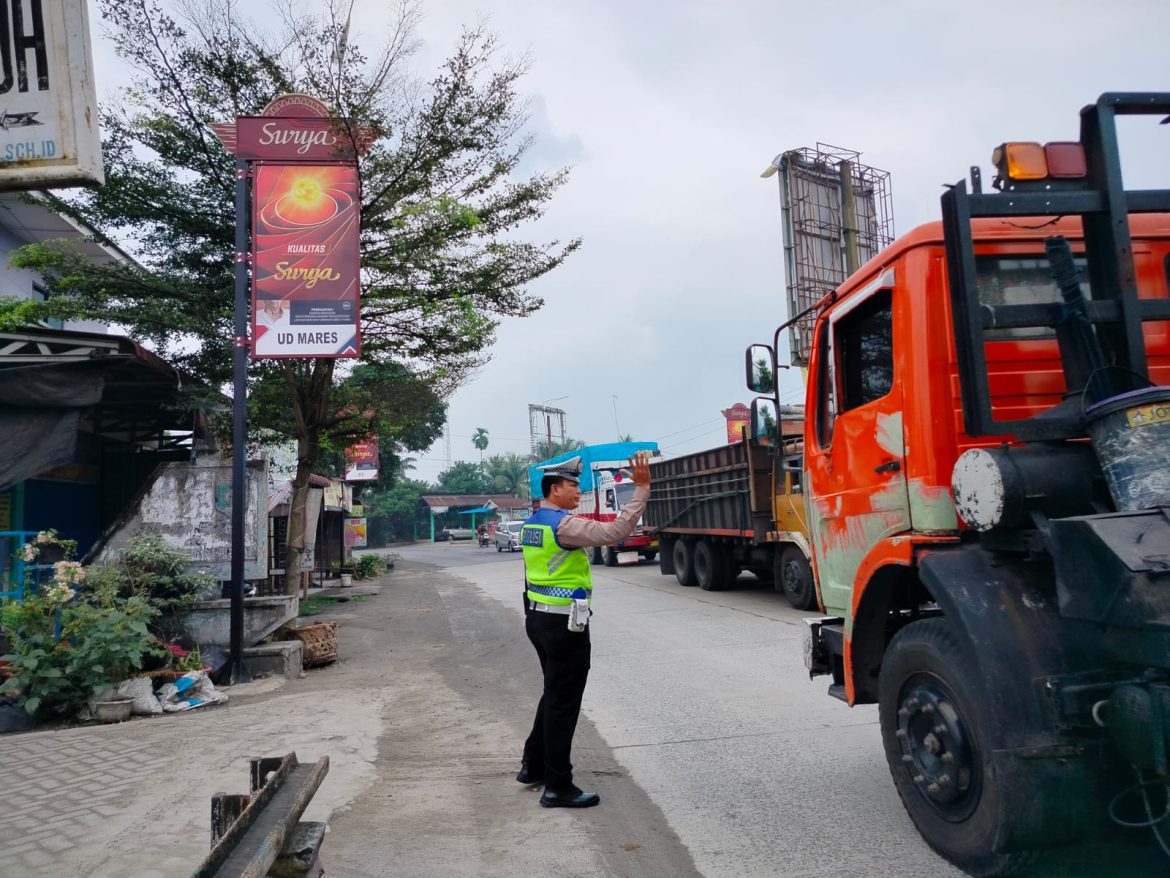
[827,684,847,702]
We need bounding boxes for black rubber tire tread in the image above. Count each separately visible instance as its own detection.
[590,546,603,566]
[642,551,657,563]
[604,547,619,567]
[777,546,817,610]
[673,539,697,587]
[878,619,1038,878]
[694,541,728,591]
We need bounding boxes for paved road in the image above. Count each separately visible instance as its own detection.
[386,540,1164,878]
[1,539,1160,877]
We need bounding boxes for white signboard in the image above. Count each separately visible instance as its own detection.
[0,0,104,190]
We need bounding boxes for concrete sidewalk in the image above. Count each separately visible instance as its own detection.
[0,561,699,878]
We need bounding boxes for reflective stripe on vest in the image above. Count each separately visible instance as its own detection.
[521,507,592,605]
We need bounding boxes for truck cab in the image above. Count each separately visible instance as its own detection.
[750,93,1170,875]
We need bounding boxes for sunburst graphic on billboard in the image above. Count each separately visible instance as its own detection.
[258,166,355,229]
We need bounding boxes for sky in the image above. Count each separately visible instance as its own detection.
[84,0,1170,485]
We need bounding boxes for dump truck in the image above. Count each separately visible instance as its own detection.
[746,92,1170,875]
[642,420,817,609]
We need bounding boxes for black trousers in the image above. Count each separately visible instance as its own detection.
[522,608,591,792]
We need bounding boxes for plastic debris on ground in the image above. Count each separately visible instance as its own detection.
[156,671,229,712]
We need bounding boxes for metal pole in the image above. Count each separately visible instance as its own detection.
[840,159,860,275]
[229,158,252,684]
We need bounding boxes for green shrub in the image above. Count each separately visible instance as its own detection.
[353,554,384,580]
[0,531,207,718]
[94,533,217,641]
[0,592,160,718]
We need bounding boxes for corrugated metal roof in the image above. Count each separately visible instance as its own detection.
[420,494,528,510]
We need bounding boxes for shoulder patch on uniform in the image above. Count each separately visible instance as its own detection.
[521,526,544,548]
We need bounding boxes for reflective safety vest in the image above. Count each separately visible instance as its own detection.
[521,508,592,606]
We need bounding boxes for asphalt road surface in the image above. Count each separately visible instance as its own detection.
[382,540,1164,878]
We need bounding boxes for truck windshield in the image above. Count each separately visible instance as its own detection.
[614,482,637,509]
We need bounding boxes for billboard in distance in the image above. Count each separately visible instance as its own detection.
[252,163,360,358]
[344,438,379,482]
[771,145,892,366]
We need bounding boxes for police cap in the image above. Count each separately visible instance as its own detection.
[539,455,583,484]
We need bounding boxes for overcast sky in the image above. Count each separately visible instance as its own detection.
[87,0,1170,484]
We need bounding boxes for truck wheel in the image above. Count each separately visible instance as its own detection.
[673,540,697,587]
[879,619,1035,877]
[604,547,619,567]
[591,546,603,566]
[642,551,657,563]
[777,547,816,610]
[694,541,729,591]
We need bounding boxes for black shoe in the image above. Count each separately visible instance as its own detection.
[539,787,600,808]
[515,760,544,785]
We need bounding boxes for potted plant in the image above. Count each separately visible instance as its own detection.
[0,559,161,722]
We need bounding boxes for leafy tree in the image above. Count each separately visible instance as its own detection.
[471,427,490,464]
[485,452,530,498]
[532,437,587,462]
[435,461,493,494]
[362,476,430,544]
[4,0,579,592]
[753,355,774,391]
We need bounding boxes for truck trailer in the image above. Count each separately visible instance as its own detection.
[641,423,817,609]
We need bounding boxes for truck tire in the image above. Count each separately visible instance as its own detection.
[672,539,697,587]
[590,546,603,566]
[878,619,1036,877]
[604,547,619,567]
[777,547,816,610]
[694,541,729,591]
[642,550,657,563]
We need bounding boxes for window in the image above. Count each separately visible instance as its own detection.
[32,283,62,330]
[975,254,1089,340]
[836,290,894,413]
[814,322,836,448]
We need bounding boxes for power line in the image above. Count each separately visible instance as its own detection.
[655,416,724,441]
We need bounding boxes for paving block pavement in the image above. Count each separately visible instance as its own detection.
[0,686,386,878]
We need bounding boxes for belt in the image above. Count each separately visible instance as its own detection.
[528,600,573,615]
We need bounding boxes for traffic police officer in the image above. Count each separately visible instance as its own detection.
[516,451,653,807]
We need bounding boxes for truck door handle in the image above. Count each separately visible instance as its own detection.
[875,459,901,474]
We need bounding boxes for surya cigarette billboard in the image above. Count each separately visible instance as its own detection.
[343,438,379,482]
[251,163,361,358]
[0,0,104,189]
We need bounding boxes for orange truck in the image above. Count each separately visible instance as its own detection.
[747,93,1170,874]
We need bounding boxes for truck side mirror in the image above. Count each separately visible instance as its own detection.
[750,397,779,446]
[746,344,778,394]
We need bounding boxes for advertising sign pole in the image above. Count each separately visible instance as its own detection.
[213,93,369,682]
[228,158,252,684]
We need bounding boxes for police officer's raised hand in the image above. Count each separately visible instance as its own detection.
[624,452,651,489]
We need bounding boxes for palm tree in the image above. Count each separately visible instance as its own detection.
[532,437,586,462]
[486,453,532,499]
[471,427,490,465]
